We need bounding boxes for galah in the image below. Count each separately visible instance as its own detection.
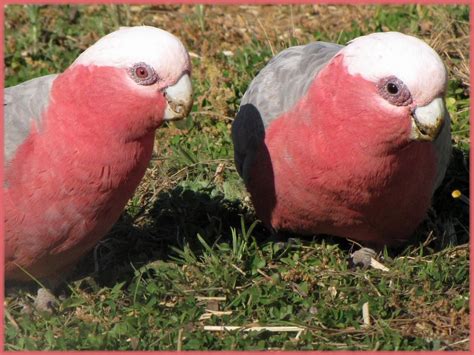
[232,32,451,251]
[5,26,193,282]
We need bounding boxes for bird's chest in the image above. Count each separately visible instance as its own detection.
[265,129,437,239]
[5,133,154,250]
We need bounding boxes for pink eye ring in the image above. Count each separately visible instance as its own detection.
[128,62,158,85]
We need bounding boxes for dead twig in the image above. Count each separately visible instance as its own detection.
[204,325,305,332]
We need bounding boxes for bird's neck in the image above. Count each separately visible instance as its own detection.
[49,65,165,143]
[306,55,414,156]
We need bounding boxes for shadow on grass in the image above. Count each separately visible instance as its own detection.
[66,147,472,290]
[415,146,470,248]
[73,185,262,287]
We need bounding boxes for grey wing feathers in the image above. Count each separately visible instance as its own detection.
[4,74,58,164]
[232,42,343,182]
[240,42,343,125]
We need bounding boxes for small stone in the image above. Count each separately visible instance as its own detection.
[351,247,377,268]
[34,288,58,314]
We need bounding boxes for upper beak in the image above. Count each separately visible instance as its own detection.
[163,73,193,121]
[410,97,446,141]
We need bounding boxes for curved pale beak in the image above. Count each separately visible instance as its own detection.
[410,97,446,141]
[163,73,193,121]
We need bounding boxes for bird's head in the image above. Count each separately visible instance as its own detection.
[60,26,193,137]
[318,32,448,150]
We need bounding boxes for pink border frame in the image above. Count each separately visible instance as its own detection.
[0,1,471,353]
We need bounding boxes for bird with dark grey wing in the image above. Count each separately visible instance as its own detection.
[232,32,451,262]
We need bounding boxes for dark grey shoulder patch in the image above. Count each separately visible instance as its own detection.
[231,103,265,182]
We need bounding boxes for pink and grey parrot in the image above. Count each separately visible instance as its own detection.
[5,26,193,282]
[232,32,451,250]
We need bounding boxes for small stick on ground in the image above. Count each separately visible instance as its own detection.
[177,328,183,351]
[362,302,371,327]
[369,258,390,272]
[195,296,226,301]
[204,325,305,332]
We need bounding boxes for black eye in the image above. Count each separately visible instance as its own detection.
[129,62,158,85]
[387,82,399,95]
[378,76,412,106]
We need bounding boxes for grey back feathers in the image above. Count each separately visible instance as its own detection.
[4,74,58,165]
[240,42,343,126]
[232,42,343,183]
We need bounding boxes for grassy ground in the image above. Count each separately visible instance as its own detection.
[3,4,470,351]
